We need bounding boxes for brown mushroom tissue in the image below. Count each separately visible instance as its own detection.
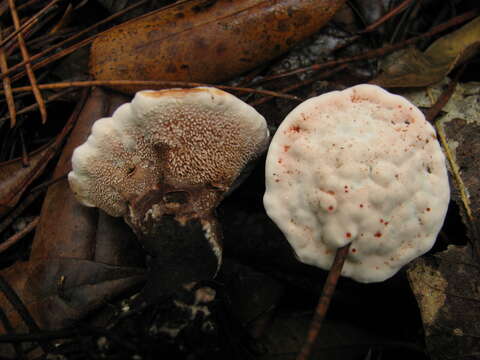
[90,0,346,93]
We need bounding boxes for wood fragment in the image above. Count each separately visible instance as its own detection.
[0,26,16,127]
[7,0,47,123]
[0,217,39,254]
[296,243,351,360]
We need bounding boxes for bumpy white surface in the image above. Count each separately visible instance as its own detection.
[264,84,450,283]
[69,87,268,217]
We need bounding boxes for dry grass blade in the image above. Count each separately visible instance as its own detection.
[0,0,63,49]
[7,0,47,124]
[0,27,16,127]
[0,0,150,82]
[3,80,303,101]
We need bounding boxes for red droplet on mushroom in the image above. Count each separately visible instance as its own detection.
[290,125,301,133]
[284,145,290,152]
[263,84,450,284]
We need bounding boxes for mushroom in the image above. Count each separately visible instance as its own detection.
[263,84,450,358]
[68,87,269,297]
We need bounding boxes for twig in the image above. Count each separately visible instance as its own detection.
[0,88,78,127]
[334,0,415,52]
[296,243,351,360]
[259,9,478,83]
[363,0,415,34]
[0,216,39,254]
[0,275,51,353]
[0,0,63,49]
[424,71,462,123]
[0,0,150,82]
[3,80,303,101]
[0,89,88,235]
[0,192,43,235]
[0,26,16,127]
[29,173,67,193]
[0,307,25,359]
[7,0,47,123]
[248,65,348,107]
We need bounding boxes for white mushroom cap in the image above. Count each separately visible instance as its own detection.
[263,84,450,283]
[68,87,269,217]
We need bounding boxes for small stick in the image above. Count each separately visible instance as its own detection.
[3,79,303,102]
[0,87,77,127]
[249,65,348,107]
[360,0,415,35]
[334,0,415,52]
[0,216,39,254]
[0,0,150,82]
[0,191,43,235]
[258,9,478,83]
[7,0,47,123]
[296,243,351,360]
[0,0,63,49]
[0,26,16,127]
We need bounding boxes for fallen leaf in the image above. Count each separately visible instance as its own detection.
[0,88,146,358]
[402,81,480,239]
[0,95,85,217]
[407,245,480,360]
[371,16,480,88]
[30,88,143,265]
[91,0,346,93]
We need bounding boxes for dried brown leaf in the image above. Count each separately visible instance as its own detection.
[0,258,144,332]
[402,81,480,241]
[371,16,480,88]
[0,89,145,358]
[30,88,142,264]
[407,245,480,360]
[90,0,347,93]
[0,144,55,217]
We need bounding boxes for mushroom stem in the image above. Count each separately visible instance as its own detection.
[296,243,351,360]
